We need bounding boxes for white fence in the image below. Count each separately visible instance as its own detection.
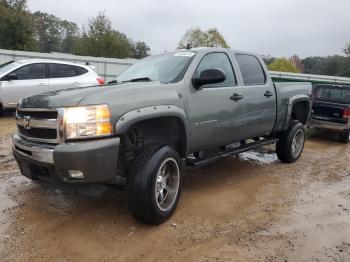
[0,49,136,82]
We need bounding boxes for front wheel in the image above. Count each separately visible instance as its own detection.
[276,121,306,163]
[339,129,350,144]
[128,144,182,224]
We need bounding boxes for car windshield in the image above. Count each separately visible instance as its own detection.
[115,51,196,84]
[0,61,21,75]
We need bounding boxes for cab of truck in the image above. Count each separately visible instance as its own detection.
[309,84,350,143]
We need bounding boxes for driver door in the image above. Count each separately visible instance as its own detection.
[1,63,48,108]
[187,52,247,152]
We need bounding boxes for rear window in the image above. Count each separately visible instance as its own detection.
[235,54,266,85]
[48,63,78,78]
[75,66,88,75]
[314,85,350,103]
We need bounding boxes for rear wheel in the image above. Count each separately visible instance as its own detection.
[276,121,306,163]
[339,129,350,144]
[128,144,182,224]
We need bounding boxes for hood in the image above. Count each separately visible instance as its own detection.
[21,85,105,108]
[20,82,184,120]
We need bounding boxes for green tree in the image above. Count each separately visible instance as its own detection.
[33,11,63,52]
[267,58,301,73]
[177,27,230,49]
[0,0,36,51]
[132,41,150,59]
[74,12,134,58]
[60,20,79,54]
[33,11,79,53]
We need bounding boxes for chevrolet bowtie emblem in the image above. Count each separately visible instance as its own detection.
[24,116,31,130]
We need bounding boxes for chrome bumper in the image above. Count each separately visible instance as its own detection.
[12,134,55,164]
[309,119,349,131]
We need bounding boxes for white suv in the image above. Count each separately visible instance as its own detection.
[0,59,105,113]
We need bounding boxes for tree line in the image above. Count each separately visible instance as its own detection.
[264,52,350,77]
[0,0,150,58]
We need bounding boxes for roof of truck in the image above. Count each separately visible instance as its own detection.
[177,47,261,57]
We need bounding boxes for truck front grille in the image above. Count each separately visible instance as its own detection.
[16,108,63,144]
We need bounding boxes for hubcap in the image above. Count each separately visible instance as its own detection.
[291,129,305,158]
[155,158,180,212]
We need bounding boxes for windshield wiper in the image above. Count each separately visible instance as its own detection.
[108,80,118,84]
[122,77,152,83]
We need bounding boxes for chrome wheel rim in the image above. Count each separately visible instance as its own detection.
[155,158,180,212]
[291,129,305,158]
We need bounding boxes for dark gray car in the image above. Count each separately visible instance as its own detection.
[12,48,312,224]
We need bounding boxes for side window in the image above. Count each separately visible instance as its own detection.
[195,53,236,86]
[48,64,78,78]
[12,64,46,80]
[235,54,266,86]
[75,66,88,76]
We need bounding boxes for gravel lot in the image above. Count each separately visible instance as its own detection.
[1,112,350,262]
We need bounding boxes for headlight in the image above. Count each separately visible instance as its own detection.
[64,105,112,140]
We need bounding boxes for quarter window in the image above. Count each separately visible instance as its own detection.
[48,64,78,78]
[12,63,46,80]
[236,54,266,85]
[195,53,236,87]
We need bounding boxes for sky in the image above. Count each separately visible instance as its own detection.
[27,0,350,58]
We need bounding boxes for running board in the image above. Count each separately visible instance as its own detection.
[186,138,278,167]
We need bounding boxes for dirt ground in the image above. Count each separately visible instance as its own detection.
[1,112,350,262]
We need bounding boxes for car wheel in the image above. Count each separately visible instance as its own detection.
[128,144,182,224]
[339,129,350,144]
[276,120,306,163]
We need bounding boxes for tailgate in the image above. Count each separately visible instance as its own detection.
[312,101,348,124]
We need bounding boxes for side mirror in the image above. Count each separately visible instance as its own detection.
[192,69,226,89]
[2,73,17,81]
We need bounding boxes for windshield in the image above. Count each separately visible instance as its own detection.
[0,61,21,75]
[115,51,196,84]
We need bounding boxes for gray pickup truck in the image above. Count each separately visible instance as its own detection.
[13,48,312,224]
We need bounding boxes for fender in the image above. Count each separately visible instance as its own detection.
[283,94,310,130]
[115,105,190,155]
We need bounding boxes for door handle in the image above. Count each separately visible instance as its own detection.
[38,83,46,86]
[264,91,273,97]
[72,82,81,85]
[230,93,243,101]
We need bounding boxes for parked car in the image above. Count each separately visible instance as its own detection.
[309,84,350,143]
[12,48,312,224]
[0,59,105,114]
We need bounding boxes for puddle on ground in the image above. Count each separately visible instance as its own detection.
[239,150,278,165]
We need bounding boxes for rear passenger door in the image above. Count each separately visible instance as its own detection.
[235,54,276,138]
[47,63,83,91]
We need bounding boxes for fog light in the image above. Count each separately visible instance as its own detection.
[68,170,84,179]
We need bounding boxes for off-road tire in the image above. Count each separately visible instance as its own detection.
[128,144,182,225]
[339,129,350,144]
[276,121,306,163]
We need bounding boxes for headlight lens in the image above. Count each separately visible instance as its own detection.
[64,105,112,140]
